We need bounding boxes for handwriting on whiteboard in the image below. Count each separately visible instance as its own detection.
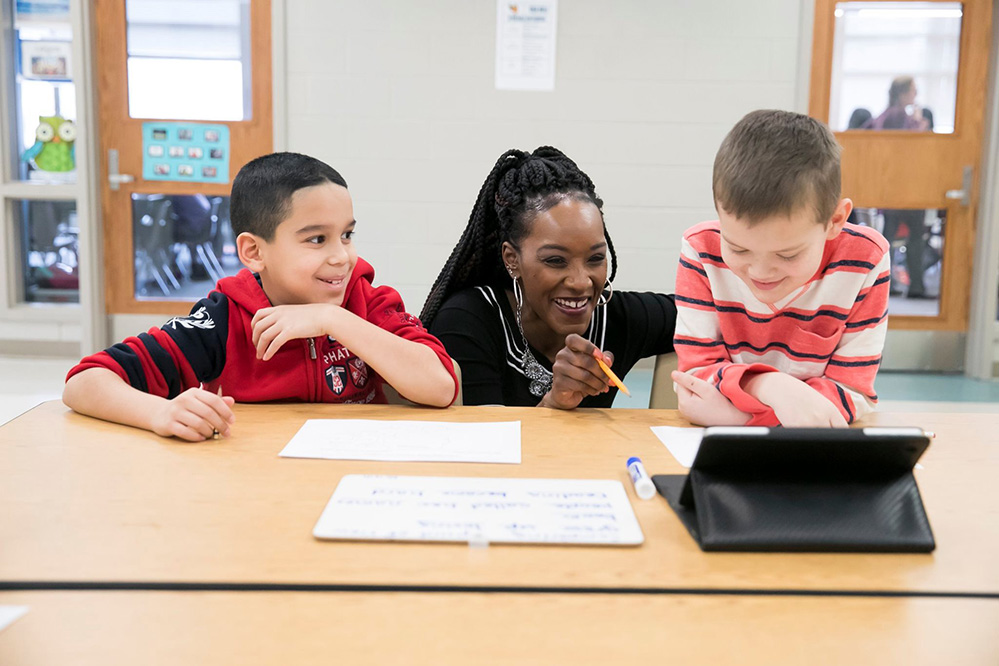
[313,475,644,546]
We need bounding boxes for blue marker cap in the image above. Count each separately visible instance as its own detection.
[626,456,655,500]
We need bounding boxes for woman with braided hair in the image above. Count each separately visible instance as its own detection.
[421,146,677,408]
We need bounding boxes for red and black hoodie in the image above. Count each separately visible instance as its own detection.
[67,258,458,405]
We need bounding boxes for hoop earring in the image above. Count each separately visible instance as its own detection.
[512,274,524,310]
[596,278,614,306]
[511,274,553,397]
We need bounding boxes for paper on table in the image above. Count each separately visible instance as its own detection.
[650,425,704,468]
[279,420,521,464]
[0,606,28,633]
[650,425,925,470]
[313,475,644,546]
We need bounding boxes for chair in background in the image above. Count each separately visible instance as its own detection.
[847,107,872,130]
[384,360,463,406]
[133,195,180,296]
[171,194,226,284]
[648,352,679,409]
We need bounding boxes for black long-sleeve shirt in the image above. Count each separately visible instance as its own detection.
[430,285,676,407]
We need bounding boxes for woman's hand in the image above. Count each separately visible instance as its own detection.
[538,334,614,409]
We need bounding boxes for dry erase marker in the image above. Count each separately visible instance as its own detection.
[627,456,656,500]
[593,350,631,397]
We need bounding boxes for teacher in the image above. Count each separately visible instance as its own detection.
[420,146,676,408]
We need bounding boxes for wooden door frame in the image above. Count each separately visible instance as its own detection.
[95,0,272,316]
[808,0,993,332]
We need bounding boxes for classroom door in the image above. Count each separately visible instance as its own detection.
[809,0,992,369]
[94,0,272,316]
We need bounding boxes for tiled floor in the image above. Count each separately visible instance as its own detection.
[1,356,998,425]
[0,356,77,425]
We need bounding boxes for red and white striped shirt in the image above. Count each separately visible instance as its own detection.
[674,220,890,425]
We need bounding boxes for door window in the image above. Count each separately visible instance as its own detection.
[829,2,962,133]
[125,0,252,121]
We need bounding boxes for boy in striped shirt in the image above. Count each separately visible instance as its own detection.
[672,110,889,427]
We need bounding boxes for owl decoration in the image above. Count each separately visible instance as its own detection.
[21,115,76,172]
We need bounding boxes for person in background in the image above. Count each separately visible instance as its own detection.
[864,75,930,130]
[864,76,934,297]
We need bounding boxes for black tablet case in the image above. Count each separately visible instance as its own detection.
[652,427,935,553]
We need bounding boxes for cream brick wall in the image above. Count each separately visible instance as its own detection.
[283,0,805,313]
[0,1,806,354]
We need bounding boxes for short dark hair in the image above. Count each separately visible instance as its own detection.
[230,152,348,240]
[419,146,617,326]
[713,109,842,225]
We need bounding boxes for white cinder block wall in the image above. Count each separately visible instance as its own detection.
[283,0,805,313]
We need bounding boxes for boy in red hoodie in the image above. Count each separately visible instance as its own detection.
[64,152,458,441]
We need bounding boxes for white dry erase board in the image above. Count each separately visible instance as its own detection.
[313,475,645,546]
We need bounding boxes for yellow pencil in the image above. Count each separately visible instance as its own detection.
[593,353,631,397]
[213,385,223,439]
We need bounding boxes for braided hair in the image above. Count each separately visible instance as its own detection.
[421,146,617,326]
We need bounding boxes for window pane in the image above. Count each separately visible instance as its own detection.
[9,4,77,183]
[830,2,962,133]
[125,0,252,121]
[851,207,944,317]
[11,199,80,304]
[132,193,242,301]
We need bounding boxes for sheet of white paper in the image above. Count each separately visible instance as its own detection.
[279,420,521,464]
[0,606,28,633]
[314,475,644,546]
[649,425,925,470]
[495,0,558,90]
[650,425,704,468]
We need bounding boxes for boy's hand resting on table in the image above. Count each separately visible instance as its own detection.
[150,387,235,442]
[539,334,614,410]
[251,304,338,361]
[671,371,750,426]
[743,372,848,428]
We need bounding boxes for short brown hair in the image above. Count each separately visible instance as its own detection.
[889,75,914,107]
[713,109,841,225]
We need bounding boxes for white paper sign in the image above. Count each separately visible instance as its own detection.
[650,425,705,468]
[314,475,644,546]
[495,0,558,91]
[0,606,28,633]
[280,419,521,464]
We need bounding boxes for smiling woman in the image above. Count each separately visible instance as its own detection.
[420,147,677,408]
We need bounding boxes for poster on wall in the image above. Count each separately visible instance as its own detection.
[20,41,73,81]
[142,122,231,184]
[15,0,70,21]
[495,0,558,91]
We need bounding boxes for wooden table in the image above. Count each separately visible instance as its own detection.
[2,401,998,596]
[2,591,997,665]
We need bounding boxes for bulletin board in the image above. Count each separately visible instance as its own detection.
[142,122,230,184]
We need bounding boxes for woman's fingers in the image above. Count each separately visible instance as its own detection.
[553,358,607,394]
[555,351,610,394]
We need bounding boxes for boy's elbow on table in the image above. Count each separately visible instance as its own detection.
[430,362,460,408]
